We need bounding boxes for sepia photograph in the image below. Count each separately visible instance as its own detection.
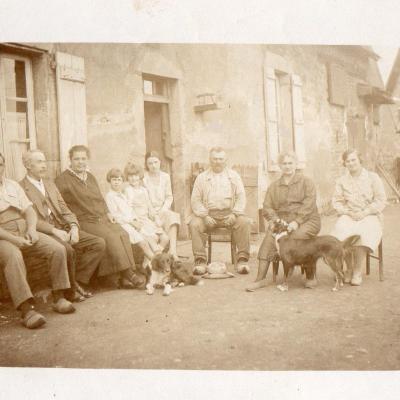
[1,1,400,399]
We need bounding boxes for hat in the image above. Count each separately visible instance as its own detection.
[202,262,235,279]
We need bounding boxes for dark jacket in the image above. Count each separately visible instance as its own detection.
[262,172,320,225]
[19,176,79,234]
[55,170,110,223]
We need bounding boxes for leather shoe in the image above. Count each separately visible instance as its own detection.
[22,309,46,329]
[120,278,135,289]
[52,298,75,314]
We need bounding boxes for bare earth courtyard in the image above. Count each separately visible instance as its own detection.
[0,205,399,370]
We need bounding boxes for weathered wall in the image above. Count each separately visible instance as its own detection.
[28,43,384,237]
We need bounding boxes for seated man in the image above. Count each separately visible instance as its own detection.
[19,150,106,300]
[0,153,74,329]
[189,147,251,275]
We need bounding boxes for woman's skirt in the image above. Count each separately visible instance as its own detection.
[158,209,181,232]
[330,214,383,252]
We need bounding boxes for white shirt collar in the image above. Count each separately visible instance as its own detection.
[27,175,46,196]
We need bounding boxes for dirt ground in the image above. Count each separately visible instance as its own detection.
[1,205,400,370]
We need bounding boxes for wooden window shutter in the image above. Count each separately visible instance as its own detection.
[291,74,306,169]
[328,63,347,107]
[264,67,280,171]
[55,52,88,170]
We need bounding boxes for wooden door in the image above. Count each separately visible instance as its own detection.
[55,52,88,170]
[144,101,172,174]
[0,53,36,180]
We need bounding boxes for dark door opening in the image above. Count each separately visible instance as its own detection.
[144,101,172,175]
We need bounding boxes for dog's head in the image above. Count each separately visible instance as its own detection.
[270,218,289,237]
[152,252,174,274]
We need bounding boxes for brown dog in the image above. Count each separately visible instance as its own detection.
[170,260,202,287]
[272,219,360,291]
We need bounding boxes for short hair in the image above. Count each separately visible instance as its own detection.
[278,151,298,165]
[144,151,161,170]
[124,163,143,179]
[0,152,5,163]
[106,168,123,183]
[22,149,45,168]
[69,145,90,160]
[342,148,362,166]
[209,147,226,156]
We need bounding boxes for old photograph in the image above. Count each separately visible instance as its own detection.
[1,0,400,399]
[1,42,399,370]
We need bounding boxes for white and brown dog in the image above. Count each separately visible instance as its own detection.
[146,253,174,296]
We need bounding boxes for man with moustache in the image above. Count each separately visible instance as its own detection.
[20,150,106,300]
[189,147,251,275]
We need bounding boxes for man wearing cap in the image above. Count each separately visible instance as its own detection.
[0,152,74,329]
[19,149,106,301]
[189,147,251,275]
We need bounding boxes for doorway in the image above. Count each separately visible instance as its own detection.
[143,75,173,175]
[143,101,172,174]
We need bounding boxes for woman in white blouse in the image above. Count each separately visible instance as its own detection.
[142,151,181,259]
[331,149,386,286]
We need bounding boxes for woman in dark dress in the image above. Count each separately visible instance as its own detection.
[55,145,137,288]
[246,151,321,291]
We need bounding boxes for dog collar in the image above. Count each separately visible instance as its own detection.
[275,231,288,241]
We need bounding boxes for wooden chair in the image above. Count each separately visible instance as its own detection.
[366,240,384,281]
[207,227,237,267]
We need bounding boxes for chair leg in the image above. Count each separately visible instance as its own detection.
[231,234,237,267]
[366,251,371,276]
[272,261,279,283]
[207,234,212,264]
[379,241,384,281]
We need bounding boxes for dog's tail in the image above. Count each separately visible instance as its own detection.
[342,234,361,249]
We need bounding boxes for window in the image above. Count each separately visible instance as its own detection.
[0,53,36,180]
[143,75,168,100]
[264,67,306,170]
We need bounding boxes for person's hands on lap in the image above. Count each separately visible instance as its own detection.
[25,227,39,245]
[52,228,70,242]
[13,236,33,249]
[204,215,217,228]
[350,209,368,221]
[69,225,80,245]
[223,213,236,227]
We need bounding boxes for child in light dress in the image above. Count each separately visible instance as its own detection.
[123,163,169,254]
[105,168,158,268]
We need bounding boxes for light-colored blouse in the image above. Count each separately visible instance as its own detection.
[143,171,173,212]
[332,168,386,216]
[124,185,155,218]
[105,190,138,225]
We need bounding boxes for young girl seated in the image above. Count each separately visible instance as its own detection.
[123,163,169,254]
[105,168,160,268]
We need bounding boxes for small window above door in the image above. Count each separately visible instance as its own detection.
[143,75,169,103]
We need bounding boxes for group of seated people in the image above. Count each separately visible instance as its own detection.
[0,144,386,330]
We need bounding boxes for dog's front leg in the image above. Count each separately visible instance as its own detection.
[277,263,290,292]
[332,274,341,292]
[163,283,172,296]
